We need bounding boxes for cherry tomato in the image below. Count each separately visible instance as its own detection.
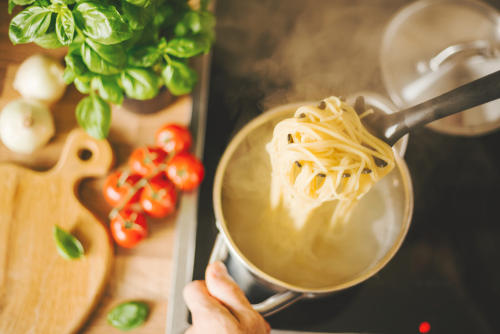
[155,124,192,155]
[166,152,205,191]
[129,147,167,177]
[103,171,142,207]
[140,174,178,218]
[110,209,148,248]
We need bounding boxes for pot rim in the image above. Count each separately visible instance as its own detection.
[213,99,414,294]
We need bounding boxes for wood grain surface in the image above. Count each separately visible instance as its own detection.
[0,3,193,333]
[0,129,114,334]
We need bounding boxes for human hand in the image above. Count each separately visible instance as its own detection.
[183,261,271,334]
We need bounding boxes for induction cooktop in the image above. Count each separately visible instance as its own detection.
[167,1,500,333]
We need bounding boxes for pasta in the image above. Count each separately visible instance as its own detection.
[266,96,395,229]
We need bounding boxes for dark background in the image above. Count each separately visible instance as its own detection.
[195,1,500,333]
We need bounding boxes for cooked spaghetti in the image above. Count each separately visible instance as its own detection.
[266,96,395,229]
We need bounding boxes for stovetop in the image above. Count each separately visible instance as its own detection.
[167,1,500,333]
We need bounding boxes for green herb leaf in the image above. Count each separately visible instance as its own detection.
[12,0,36,5]
[9,6,53,45]
[8,0,16,15]
[152,2,174,28]
[174,10,215,41]
[162,60,197,96]
[76,94,111,139]
[121,1,153,31]
[53,225,84,260]
[81,39,126,75]
[92,75,124,105]
[174,11,200,36]
[127,45,161,67]
[63,67,76,84]
[73,73,93,93]
[73,1,132,45]
[65,50,87,76]
[55,6,74,46]
[165,35,211,58]
[107,301,149,331]
[123,0,151,8]
[35,31,64,49]
[121,68,159,100]
[35,0,50,6]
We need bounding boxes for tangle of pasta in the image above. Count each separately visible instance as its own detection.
[266,96,395,229]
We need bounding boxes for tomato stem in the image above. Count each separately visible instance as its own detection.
[107,157,174,220]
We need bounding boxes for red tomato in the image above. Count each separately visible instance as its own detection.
[110,209,148,248]
[155,124,192,155]
[129,147,167,177]
[103,171,142,207]
[166,152,205,191]
[140,175,178,218]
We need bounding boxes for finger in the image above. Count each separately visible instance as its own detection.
[183,280,233,318]
[184,281,242,334]
[205,261,266,328]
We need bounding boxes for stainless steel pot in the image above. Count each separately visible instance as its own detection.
[211,94,414,316]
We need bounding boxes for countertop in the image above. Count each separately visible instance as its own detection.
[0,2,193,333]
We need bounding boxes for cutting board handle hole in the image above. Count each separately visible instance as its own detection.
[77,148,93,161]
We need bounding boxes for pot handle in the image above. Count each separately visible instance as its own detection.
[209,233,304,317]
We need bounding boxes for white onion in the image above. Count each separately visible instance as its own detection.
[0,99,55,154]
[13,54,66,105]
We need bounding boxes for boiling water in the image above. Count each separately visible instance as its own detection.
[221,111,407,289]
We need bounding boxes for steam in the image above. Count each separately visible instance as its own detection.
[214,0,402,110]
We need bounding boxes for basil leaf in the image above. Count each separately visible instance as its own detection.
[127,45,161,67]
[175,10,215,41]
[35,31,64,49]
[107,301,149,331]
[92,75,124,105]
[74,77,90,93]
[81,39,125,75]
[35,0,50,6]
[153,2,174,28]
[65,51,87,76]
[73,72,93,93]
[56,7,75,46]
[121,68,159,100]
[53,225,84,260]
[9,6,53,45]
[121,1,152,31]
[74,1,132,45]
[76,94,111,139]
[165,35,211,58]
[174,11,201,36]
[8,0,16,15]
[123,0,151,8]
[63,67,76,84]
[12,0,36,5]
[162,60,197,96]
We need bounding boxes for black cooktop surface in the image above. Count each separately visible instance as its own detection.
[192,1,500,333]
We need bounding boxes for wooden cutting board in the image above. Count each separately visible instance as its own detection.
[0,129,114,334]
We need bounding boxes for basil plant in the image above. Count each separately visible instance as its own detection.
[8,0,215,139]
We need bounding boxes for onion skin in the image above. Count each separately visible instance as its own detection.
[0,99,55,154]
[13,54,67,105]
